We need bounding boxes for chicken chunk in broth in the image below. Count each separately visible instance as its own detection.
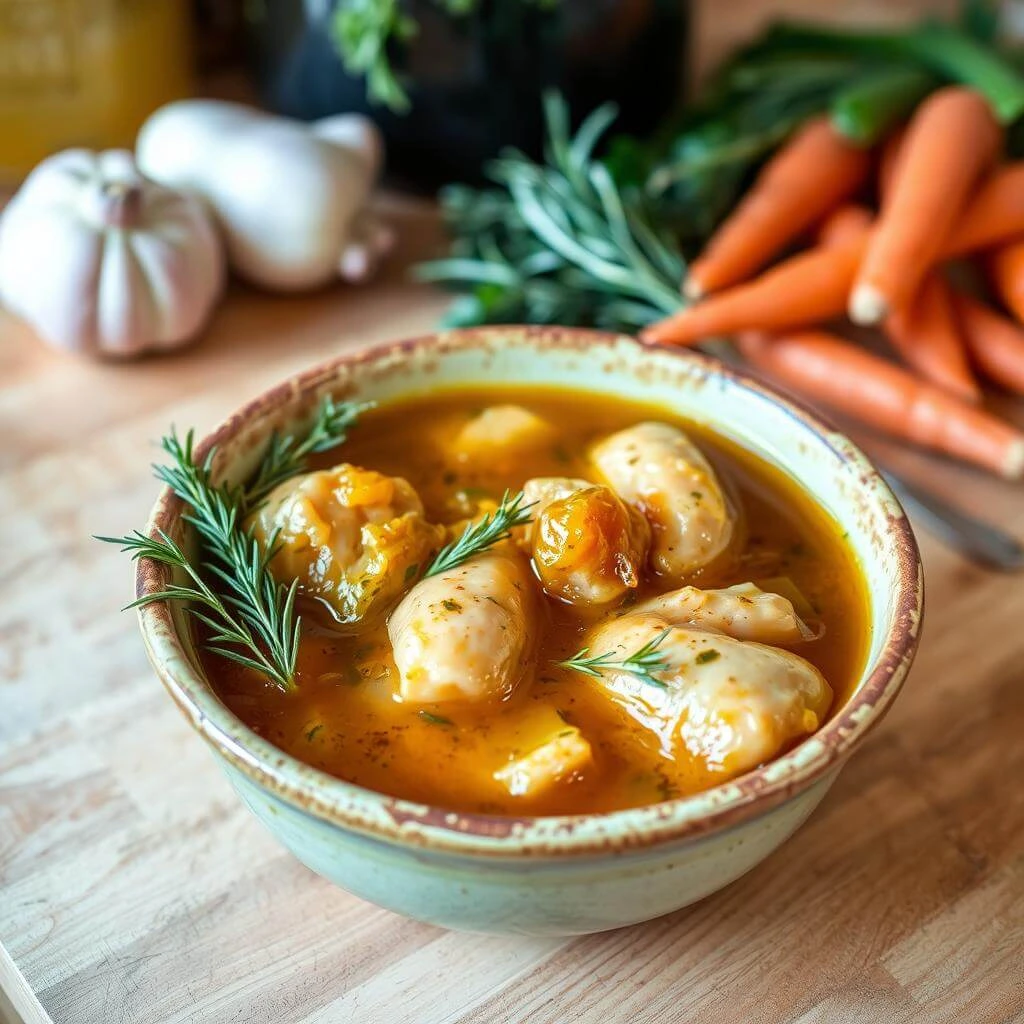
[206,387,867,816]
[521,477,650,608]
[388,551,537,704]
[583,588,832,773]
[592,422,735,582]
[247,464,443,625]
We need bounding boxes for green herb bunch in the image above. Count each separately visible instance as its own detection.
[559,628,673,689]
[99,397,366,692]
[425,489,535,576]
[416,93,686,332]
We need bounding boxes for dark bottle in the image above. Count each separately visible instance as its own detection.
[245,0,689,190]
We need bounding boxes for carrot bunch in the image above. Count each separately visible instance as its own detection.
[644,86,1024,480]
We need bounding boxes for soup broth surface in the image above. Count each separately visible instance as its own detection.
[204,386,868,815]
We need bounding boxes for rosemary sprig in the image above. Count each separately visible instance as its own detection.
[425,489,535,577]
[416,93,686,331]
[244,397,372,509]
[99,396,366,691]
[558,628,673,689]
[101,528,300,690]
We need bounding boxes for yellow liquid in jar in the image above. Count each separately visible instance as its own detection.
[0,0,193,183]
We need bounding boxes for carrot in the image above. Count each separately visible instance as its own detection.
[646,233,868,346]
[943,163,1024,256]
[883,273,980,401]
[685,118,872,298]
[850,87,1002,325]
[986,239,1024,322]
[877,127,906,200]
[817,191,979,399]
[951,288,1024,395]
[816,204,874,247]
[870,126,979,398]
[737,330,1024,479]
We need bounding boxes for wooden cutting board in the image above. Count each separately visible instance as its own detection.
[2,189,1023,1024]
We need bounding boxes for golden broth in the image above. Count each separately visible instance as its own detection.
[203,386,869,816]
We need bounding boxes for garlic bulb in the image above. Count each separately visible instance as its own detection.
[0,148,225,358]
[136,100,391,291]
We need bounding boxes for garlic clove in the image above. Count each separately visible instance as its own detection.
[311,114,384,179]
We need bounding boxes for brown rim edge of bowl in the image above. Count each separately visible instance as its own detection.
[133,325,924,859]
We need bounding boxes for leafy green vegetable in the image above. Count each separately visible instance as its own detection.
[829,66,936,145]
[330,0,418,112]
[757,20,1024,123]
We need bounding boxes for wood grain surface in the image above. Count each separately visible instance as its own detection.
[1,189,1023,1024]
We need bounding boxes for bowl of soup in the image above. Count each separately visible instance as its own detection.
[136,326,922,935]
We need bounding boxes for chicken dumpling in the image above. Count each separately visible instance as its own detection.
[521,476,593,526]
[530,483,650,607]
[591,422,734,581]
[247,464,443,625]
[583,611,831,775]
[493,723,594,798]
[388,551,537,704]
[633,582,816,644]
[453,405,555,462]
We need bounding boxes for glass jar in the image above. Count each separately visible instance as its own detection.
[245,0,689,190]
[0,0,193,183]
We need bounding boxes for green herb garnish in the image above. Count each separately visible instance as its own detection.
[558,628,673,689]
[419,711,454,726]
[425,489,535,577]
[244,397,372,509]
[695,649,721,665]
[99,397,366,692]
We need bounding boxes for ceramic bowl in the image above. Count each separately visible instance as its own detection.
[136,327,922,935]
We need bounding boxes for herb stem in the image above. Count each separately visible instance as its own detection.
[100,396,366,691]
[558,628,674,689]
[425,489,535,577]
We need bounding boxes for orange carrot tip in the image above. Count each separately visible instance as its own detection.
[682,276,705,301]
[849,283,890,325]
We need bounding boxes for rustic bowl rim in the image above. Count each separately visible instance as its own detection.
[135,325,923,858]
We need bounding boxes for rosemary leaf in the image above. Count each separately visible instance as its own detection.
[425,490,535,577]
[416,93,687,331]
[244,397,371,509]
[558,628,673,689]
[99,398,368,691]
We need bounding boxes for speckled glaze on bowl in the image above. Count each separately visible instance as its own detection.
[136,327,922,935]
